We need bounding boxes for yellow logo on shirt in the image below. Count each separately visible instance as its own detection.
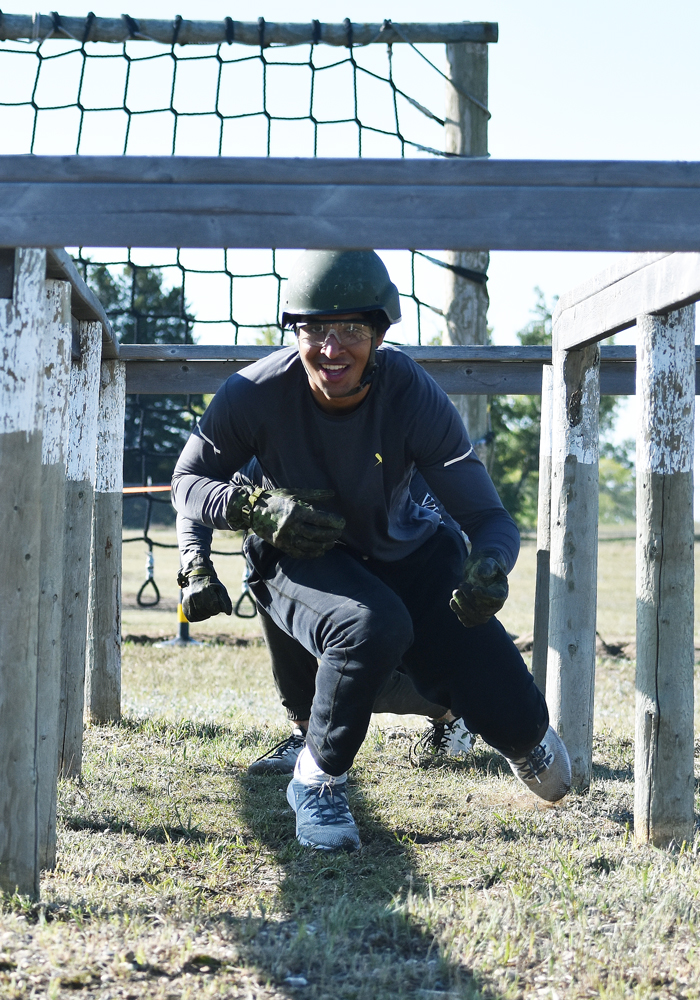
[375,453,382,466]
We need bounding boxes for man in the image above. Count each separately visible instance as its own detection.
[176,512,474,772]
[172,250,570,852]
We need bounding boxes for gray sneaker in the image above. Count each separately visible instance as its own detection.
[505,725,571,802]
[410,717,474,768]
[247,727,306,775]
[286,778,361,851]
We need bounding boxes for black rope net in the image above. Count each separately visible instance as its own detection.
[0,15,482,610]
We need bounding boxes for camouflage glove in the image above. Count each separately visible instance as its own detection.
[225,486,345,559]
[450,551,509,628]
[177,555,233,622]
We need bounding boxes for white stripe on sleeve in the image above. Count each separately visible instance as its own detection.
[443,446,474,468]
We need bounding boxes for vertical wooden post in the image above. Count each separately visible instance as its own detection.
[531,364,553,695]
[443,42,491,461]
[58,320,101,779]
[547,343,600,790]
[0,247,46,898]
[634,307,695,848]
[37,279,72,870]
[85,360,126,724]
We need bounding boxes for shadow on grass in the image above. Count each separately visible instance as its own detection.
[231,769,503,999]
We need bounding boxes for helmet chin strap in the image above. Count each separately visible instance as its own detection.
[339,335,378,398]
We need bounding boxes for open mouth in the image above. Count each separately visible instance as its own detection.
[319,363,351,383]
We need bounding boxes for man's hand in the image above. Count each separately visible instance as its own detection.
[450,552,509,628]
[178,555,233,622]
[226,486,345,559]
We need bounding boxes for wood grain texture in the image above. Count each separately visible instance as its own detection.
[635,307,695,848]
[37,280,72,872]
[46,249,118,360]
[0,15,498,46]
[85,361,126,724]
[123,356,643,396]
[553,253,700,350]
[58,322,101,780]
[0,249,46,899]
[532,365,553,696]
[547,345,600,791]
[3,158,700,251]
[3,157,700,187]
[443,41,490,457]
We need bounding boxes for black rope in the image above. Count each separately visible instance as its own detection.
[224,16,234,44]
[122,14,140,39]
[311,19,321,44]
[82,11,95,44]
[171,14,182,46]
[343,16,353,48]
[50,11,62,35]
[257,16,266,49]
[415,251,489,286]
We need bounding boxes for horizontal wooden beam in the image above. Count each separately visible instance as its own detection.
[118,344,557,362]
[4,157,700,251]
[553,252,700,350]
[124,350,700,396]
[0,15,498,46]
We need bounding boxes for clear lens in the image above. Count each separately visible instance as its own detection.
[297,322,373,347]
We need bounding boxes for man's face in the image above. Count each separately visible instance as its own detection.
[295,313,386,413]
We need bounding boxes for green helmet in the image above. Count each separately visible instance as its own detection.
[281,250,401,328]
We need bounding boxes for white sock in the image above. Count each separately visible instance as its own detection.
[294,746,346,786]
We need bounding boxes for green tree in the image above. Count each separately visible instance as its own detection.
[85,264,204,514]
[489,289,622,528]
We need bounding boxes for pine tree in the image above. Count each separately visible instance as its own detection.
[86,263,204,488]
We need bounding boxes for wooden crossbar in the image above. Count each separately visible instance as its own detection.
[3,157,700,251]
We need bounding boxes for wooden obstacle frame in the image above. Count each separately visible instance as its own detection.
[2,158,700,895]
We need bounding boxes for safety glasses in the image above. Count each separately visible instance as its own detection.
[296,321,374,347]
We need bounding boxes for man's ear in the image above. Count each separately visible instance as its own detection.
[375,330,386,348]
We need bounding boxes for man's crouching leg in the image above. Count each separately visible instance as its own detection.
[245,539,414,850]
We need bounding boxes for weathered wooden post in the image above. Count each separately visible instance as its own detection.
[635,307,695,847]
[37,279,72,870]
[58,320,101,778]
[85,359,126,723]
[444,40,491,460]
[547,343,600,790]
[0,247,46,898]
[531,364,553,695]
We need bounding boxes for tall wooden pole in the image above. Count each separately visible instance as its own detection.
[444,42,491,462]
[547,344,600,790]
[634,307,695,848]
[0,248,46,898]
[37,279,72,870]
[85,360,126,724]
[531,364,553,695]
[58,320,101,779]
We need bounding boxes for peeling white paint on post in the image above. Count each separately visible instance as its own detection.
[0,247,46,898]
[635,306,695,848]
[85,360,126,724]
[547,343,600,790]
[531,364,553,695]
[37,279,72,871]
[443,41,491,462]
[58,320,101,779]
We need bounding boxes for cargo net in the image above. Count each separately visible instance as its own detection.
[0,15,486,609]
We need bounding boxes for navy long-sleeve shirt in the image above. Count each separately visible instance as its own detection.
[172,345,519,570]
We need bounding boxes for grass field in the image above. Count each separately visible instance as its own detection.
[2,529,700,999]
